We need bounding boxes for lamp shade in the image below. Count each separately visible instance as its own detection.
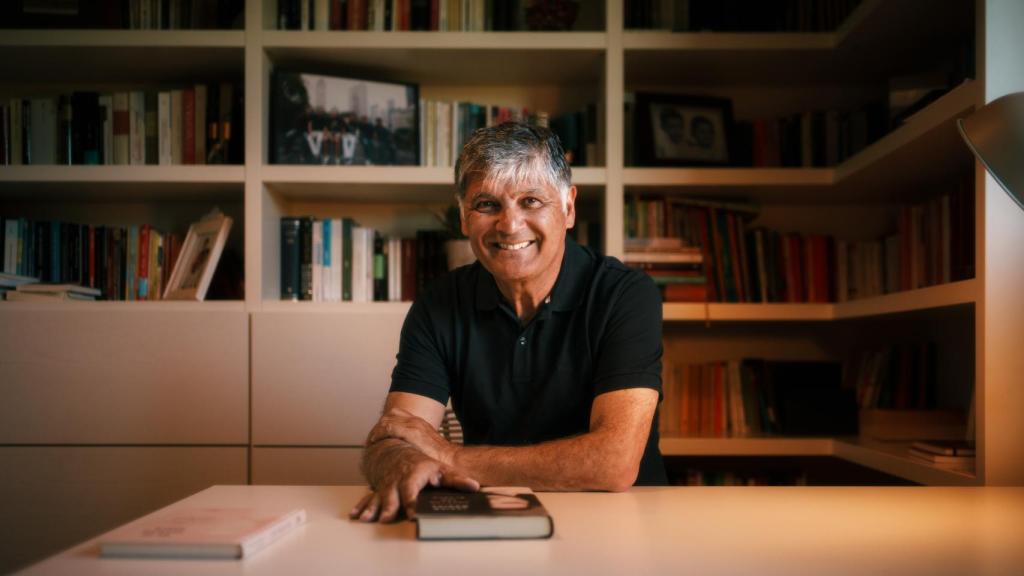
[957,91,1024,210]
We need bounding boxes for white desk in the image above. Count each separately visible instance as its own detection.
[19,485,1024,575]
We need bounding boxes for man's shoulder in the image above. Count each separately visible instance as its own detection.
[414,262,480,310]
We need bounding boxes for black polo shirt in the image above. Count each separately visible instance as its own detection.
[390,236,667,485]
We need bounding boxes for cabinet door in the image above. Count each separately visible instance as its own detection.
[0,446,247,574]
[251,309,406,445]
[0,307,249,444]
[252,447,365,485]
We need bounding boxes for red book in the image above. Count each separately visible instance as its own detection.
[726,213,745,302]
[430,0,438,30]
[330,0,343,29]
[401,238,417,302]
[663,283,707,302]
[183,88,195,165]
[708,208,728,302]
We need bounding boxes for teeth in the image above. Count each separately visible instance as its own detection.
[497,241,532,250]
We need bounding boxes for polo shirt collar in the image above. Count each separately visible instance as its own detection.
[474,236,590,313]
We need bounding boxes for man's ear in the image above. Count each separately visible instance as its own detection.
[565,185,578,229]
[459,198,469,237]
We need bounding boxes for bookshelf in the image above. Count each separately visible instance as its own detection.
[2,0,1024,569]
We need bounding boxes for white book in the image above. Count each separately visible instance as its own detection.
[301,0,310,30]
[170,90,183,165]
[330,218,343,302]
[312,219,323,302]
[158,91,172,165]
[99,507,306,559]
[388,236,401,302]
[315,0,329,30]
[30,98,57,165]
[99,94,113,165]
[363,228,376,301]
[351,226,368,303]
[129,90,146,165]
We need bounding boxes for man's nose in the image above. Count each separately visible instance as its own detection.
[495,206,524,234]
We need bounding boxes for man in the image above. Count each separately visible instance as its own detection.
[350,123,666,524]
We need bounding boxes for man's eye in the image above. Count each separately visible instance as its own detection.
[474,201,498,212]
[523,197,542,208]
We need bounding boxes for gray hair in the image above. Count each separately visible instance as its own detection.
[454,122,572,204]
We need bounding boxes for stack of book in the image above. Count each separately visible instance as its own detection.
[280,217,450,302]
[7,283,101,301]
[908,440,975,472]
[0,272,38,300]
[623,237,705,302]
[2,218,183,301]
[1,83,242,166]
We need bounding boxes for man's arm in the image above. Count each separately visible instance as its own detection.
[369,387,658,492]
[352,392,478,523]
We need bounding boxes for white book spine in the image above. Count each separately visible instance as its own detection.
[365,228,376,301]
[315,0,329,30]
[30,98,57,165]
[351,226,366,303]
[158,92,172,165]
[130,91,146,165]
[389,236,401,302]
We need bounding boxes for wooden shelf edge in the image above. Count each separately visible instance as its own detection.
[0,301,246,312]
[623,31,835,51]
[659,437,834,456]
[832,279,977,320]
[0,29,245,48]
[623,167,834,187]
[261,30,607,50]
[257,301,412,314]
[833,438,978,486]
[262,165,452,185]
[663,303,833,322]
[0,165,245,184]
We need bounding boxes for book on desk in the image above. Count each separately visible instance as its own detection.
[416,487,554,541]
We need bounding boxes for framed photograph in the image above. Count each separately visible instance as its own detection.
[635,93,733,166]
[163,214,233,301]
[271,70,419,166]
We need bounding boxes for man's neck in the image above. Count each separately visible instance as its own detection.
[495,257,563,325]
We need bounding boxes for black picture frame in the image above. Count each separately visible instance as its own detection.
[635,93,733,167]
[271,70,419,166]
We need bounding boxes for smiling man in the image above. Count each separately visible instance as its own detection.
[351,122,666,523]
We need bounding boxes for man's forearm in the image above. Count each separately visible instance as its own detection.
[449,431,639,492]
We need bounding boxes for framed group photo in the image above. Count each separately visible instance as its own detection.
[635,93,734,167]
[271,70,419,166]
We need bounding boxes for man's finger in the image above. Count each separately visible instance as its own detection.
[441,470,480,493]
[349,491,374,519]
[399,470,432,520]
[358,493,381,522]
[378,485,402,523]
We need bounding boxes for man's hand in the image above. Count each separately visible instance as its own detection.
[351,441,479,523]
[367,408,457,466]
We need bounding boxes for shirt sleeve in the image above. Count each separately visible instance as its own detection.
[389,295,451,406]
[591,271,663,397]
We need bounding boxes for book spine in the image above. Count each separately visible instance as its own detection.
[182,87,195,164]
[299,217,313,301]
[342,218,353,301]
[158,91,172,165]
[112,92,130,164]
[281,218,301,301]
[129,91,146,165]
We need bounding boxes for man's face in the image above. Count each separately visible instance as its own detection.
[460,178,576,287]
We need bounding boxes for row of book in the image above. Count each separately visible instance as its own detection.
[2,217,182,301]
[1,84,242,166]
[626,0,862,32]
[278,0,539,32]
[4,0,243,29]
[418,100,545,168]
[848,344,939,411]
[280,217,450,302]
[623,236,706,303]
[659,359,854,438]
[625,188,974,303]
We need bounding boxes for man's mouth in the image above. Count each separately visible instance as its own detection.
[492,240,536,251]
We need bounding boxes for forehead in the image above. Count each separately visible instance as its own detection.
[464,177,560,199]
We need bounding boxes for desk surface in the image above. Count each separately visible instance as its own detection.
[21,485,1024,576]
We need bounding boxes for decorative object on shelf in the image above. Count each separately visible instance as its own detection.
[437,204,475,271]
[271,71,419,166]
[525,0,579,31]
[958,91,1024,211]
[164,208,233,301]
[634,93,734,167]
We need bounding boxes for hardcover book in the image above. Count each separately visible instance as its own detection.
[416,487,553,541]
[99,507,306,559]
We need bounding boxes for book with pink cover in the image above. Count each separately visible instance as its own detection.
[99,507,306,559]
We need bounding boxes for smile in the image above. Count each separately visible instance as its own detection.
[493,240,535,251]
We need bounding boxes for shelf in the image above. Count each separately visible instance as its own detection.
[832,279,977,320]
[623,0,973,86]
[262,166,605,203]
[0,301,246,312]
[660,436,833,456]
[833,437,977,486]
[0,31,244,84]
[0,166,245,201]
[663,303,833,322]
[263,32,604,85]
[623,168,833,202]
[259,301,412,314]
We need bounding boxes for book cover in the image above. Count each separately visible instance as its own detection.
[416,487,553,541]
[99,507,306,559]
